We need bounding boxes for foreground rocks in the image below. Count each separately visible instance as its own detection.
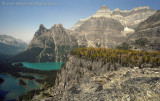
[33,55,160,101]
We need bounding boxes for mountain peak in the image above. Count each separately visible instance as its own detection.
[91,5,111,18]
[114,8,120,12]
[96,5,110,13]
[51,24,64,30]
[98,5,109,11]
[35,24,47,36]
[39,24,46,30]
[54,24,63,27]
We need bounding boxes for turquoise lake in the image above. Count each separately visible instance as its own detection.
[13,62,63,70]
[0,74,41,101]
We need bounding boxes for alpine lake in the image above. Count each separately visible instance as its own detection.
[0,62,63,101]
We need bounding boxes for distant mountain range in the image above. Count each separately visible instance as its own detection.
[13,6,159,62]
[0,35,27,55]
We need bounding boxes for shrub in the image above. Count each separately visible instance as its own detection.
[116,42,132,50]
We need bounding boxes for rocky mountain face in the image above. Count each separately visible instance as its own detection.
[71,6,156,48]
[0,35,27,55]
[128,10,160,51]
[33,54,160,101]
[14,24,79,62]
[72,17,125,48]
[72,6,156,30]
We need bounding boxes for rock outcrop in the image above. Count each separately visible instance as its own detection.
[128,10,160,51]
[33,54,160,101]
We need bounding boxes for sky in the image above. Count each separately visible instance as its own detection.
[0,0,160,42]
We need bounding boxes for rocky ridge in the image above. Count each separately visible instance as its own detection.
[33,54,160,101]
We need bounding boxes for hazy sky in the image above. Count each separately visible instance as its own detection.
[0,0,160,42]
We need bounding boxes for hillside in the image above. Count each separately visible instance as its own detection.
[33,48,160,101]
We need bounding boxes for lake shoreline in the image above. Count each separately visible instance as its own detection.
[0,73,41,101]
[13,62,63,70]
[0,77,4,83]
[0,62,60,101]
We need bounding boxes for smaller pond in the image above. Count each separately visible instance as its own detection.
[0,74,41,101]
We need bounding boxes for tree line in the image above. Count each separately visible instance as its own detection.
[70,47,160,68]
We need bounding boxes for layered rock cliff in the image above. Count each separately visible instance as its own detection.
[71,6,156,48]
[72,17,125,48]
[71,6,156,30]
